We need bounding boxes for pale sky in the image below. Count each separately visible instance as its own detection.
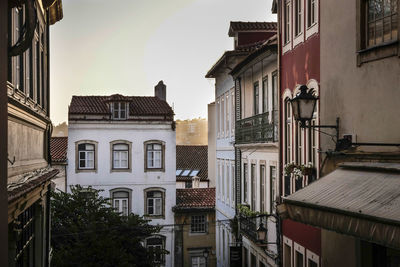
[50,0,277,124]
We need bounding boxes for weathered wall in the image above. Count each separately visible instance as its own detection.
[320,0,400,152]
[52,164,66,192]
[321,230,357,267]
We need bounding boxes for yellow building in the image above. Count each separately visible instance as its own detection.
[174,188,216,267]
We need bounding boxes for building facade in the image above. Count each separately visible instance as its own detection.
[6,1,63,266]
[66,84,176,267]
[278,0,400,266]
[50,136,68,192]
[206,21,277,267]
[174,188,216,267]
[231,34,279,267]
[273,0,322,266]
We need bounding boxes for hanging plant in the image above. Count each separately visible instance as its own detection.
[284,162,315,178]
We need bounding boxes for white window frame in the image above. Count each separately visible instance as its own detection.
[294,242,305,267]
[283,236,293,267]
[217,97,220,138]
[113,197,128,216]
[146,143,162,169]
[260,164,266,213]
[222,160,225,202]
[293,0,304,48]
[305,0,319,39]
[270,165,277,213]
[306,249,319,267]
[283,0,292,54]
[78,143,95,170]
[191,256,206,267]
[242,162,248,204]
[231,161,235,207]
[221,96,225,137]
[231,88,235,136]
[111,102,127,120]
[146,190,163,216]
[226,92,230,138]
[112,143,129,169]
[227,161,230,203]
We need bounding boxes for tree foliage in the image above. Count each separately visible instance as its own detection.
[51,185,164,267]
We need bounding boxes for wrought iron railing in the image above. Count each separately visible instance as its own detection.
[235,111,278,144]
[239,215,267,243]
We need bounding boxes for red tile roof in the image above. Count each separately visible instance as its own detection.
[50,137,68,163]
[229,21,277,36]
[176,145,208,181]
[68,95,174,118]
[175,188,215,211]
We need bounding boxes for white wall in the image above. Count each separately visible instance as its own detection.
[67,121,176,267]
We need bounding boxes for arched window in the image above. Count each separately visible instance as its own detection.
[146,235,166,264]
[110,188,132,216]
[75,140,98,172]
[144,140,165,171]
[144,188,165,217]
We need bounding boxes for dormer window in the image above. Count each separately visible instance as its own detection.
[112,102,127,120]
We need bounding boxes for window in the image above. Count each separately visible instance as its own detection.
[112,143,129,169]
[296,122,304,164]
[231,162,235,205]
[260,165,266,213]
[78,143,95,170]
[185,181,193,188]
[272,72,278,141]
[270,166,277,213]
[294,243,305,267]
[254,82,260,115]
[294,0,303,36]
[181,169,191,176]
[366,0,398,47]
[190,170,200,176]
[146,236,165,264]
[191,215,207,233]
[283,237,293,267]
[217,98,220,138]
[222,161,225,200]
[221,96,225,136]
[112,102,127,120]
[145,190,164,216]
[15,204,36,267]
[251,164,256,210]
[262,77,268,114]
[284,0,292,44]
[191,256,206,267]
[226,93,230,136]
[243,163,248,203]
[306,249,319,267]
[112,191,129,216]
[145,142,164,170]
[176,169,183,176]
[307,0,317,27]
[227,163,231,203]
[285,99,292,165]
[231,89,235,135]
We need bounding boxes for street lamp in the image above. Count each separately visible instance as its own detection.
[256,222,267,242]
[290,85,318,127]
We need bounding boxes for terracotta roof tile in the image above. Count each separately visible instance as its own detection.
[50,137,68,163]
[176,145,208,181]
[68,95,174,118]
[229,21,277,36]
[175,188,215,210]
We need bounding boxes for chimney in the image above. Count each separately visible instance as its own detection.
[192,176,201,188]
[155,80,166,101]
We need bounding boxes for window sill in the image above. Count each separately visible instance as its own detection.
[357,40,399,66]
[145,168,165,172]
[111,168,131,173]
[189,232,208,236]
[144,215,165,220]
[76,168,97,173]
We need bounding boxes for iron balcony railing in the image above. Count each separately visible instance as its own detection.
[239,215,268,243]
[235,111,278,144]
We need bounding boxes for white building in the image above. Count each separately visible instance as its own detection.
[206,21,277,267]
[66,82,176,267]
[231,34,279,267]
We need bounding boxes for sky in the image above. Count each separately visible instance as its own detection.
[50,0,277,125]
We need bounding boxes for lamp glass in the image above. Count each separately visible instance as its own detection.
[256,223,267,242]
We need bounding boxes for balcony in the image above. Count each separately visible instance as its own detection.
[239,214,268,243]
[235,112,278,144]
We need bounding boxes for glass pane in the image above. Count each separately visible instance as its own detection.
[368,22,375,46]
[87,151,94,161]
[154,192,162,198]
[122,199,128,215]
[114,199,120,210]
[383,17,391,41]
[113,191,129,198]
[86,144,94,150]
[114,159,119,168]
[88,159,94,168]
[113,144,128,150]
[121,151,128,160]
[181,170,191,176]
[148,199,153,214]
[190,170,200,176]
[153,144,162,150]
[79,159,85,168]
[384,0,391,16]
[79,151,86,160]
[376,0,384,19]
[155,199,162,215]
[392,14,398,40]
[121,160,128,168]
[120,110,126,118]
[114,151,119,161]
[78,144,85,150]
[392,0,397,14]
[376,19,383,44]
[147,151,153,167]
[176,169,182,176]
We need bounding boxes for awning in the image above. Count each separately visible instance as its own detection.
[279,162,400,249]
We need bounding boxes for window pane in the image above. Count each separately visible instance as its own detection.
[114,199,120,211]
[368,22,375,46]
[114,159,119,168]
[392,0,397,13]
[392,14,398,40]
[113,144,128,150]
[78,144,85,151]
[147,151,153,167]
[87,151,94,161]
[153,144,162,150]
[383,17,391,41]
[384,0,391,16]
[88,159,94,168]
[154,191,162,198]
[376,19,383,44]
[86,144,95,151]
[176,169,182,176]
[79,151,86,160]
[122,199,128,215]
[79,159,85,168]
[190,170,200,176]
[120,109,126,118]
[148,199,154,214]
[155,199,162,215]
[181,170,191,176]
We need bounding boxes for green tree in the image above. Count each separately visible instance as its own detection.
[51,185,166,267]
